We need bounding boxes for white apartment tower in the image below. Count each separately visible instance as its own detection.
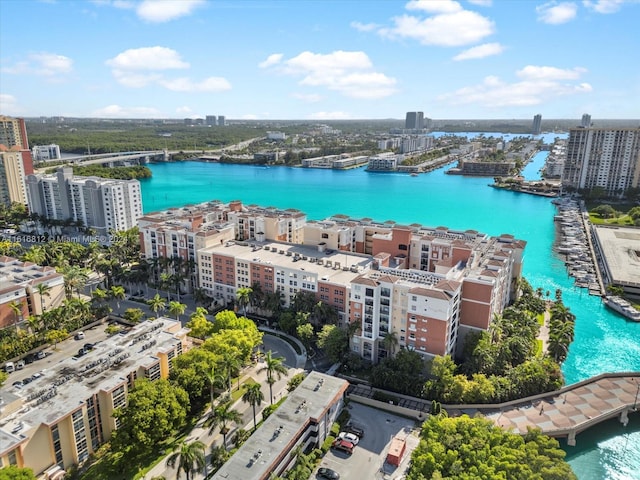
[26,167,143,238]
[562,127,640,198]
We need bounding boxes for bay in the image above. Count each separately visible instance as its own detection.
[139,142,640,479]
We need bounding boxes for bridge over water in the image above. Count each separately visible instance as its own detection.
[449,372,640,445]
[347,372,640,446]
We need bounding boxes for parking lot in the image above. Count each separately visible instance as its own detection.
[316,403,421,480]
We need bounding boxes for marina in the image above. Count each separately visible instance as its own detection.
[603,296,640,322]
[552,197,602,295]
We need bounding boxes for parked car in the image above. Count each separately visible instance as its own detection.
[83,343,94,351]
[345,423,364,438]
[12,380,22,389]
[317,467,340,479]
[74,331,85,340]
[338,432,360,445]
[36,351,46,360]
[331,439,354,455]
[4,362,15,373]
[77,348,87,357]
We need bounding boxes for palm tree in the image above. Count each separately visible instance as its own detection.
[61,265,89,299]
[109,285,126,309]
[219,353,242,394]
[207,401,243,449]
[147,293,166,317]
[381,331,398,357]
[204,365,224,413]
[236,287,252,317]
[35,282,52,314]
[168,301,187,322]
[165,440,206,480]
[242,382,264,431]
[9,300,23,332]
[258,350,288,404]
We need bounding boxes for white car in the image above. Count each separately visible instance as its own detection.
[338,432,360,445]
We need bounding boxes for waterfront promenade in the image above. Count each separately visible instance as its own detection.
[348,372,640,446]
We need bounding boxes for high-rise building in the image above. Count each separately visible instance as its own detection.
[0,115,29,150]
[581,114,592,128]
[206,115,217,126]
[26,167,143,239]
[405,112,424,130]
[532,114,542,135]
[562,127,640,197]
[217,115,226,126]
[0,146,33,207]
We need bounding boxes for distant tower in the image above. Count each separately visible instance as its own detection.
[0,115,30,149]
[217,116,226,126]
[532,114,542,135]
[405,112,424,130]
[206,115,217,126]
[581,114,591,128]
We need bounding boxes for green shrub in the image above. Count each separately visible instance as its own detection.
[372,391,399,404]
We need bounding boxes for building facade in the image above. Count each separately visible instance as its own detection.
[532,114,542,135]
[0,256,65,330]
[405,112,424,130]
[0,116,29,150]
[26,167,143,237]
[0,319,189,476]
[562,127,640,197]
[0,146,33,207]
[32,144,61,162]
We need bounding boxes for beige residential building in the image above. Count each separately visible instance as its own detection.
[0,116,30,150]
[0,318,189,477]
[0,146,32,207]
[0,256,65,330]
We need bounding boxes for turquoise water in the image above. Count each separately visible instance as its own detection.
[140,150,640,478]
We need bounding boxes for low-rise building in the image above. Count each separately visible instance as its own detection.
[212,371,349,480]
[0,256,65,329]
[0,318,189,476]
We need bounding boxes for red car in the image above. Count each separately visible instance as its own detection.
[331,439,354,455]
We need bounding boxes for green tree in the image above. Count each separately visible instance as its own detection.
[259,350,288,404]
[287,372,306,392]
[9,300,23,332]
[207,401,243,449]
[296,322,314,350]
[166,440,206,480]
[236,287,253,317]
[46,329,68,349]
[316,324,348,363]
[123,307,145,324]
[147,293,167,317]
[0,466,37,480]
[407,415,576,480]
[109,285,126,309]
[169,301,187,322]
[112,379,189,458]
[35,282,52,313]
[242,382,265,431]
[186,310,215,339]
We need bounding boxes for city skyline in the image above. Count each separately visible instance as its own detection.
[1,0,639,120]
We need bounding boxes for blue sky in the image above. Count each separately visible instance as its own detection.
[1,0,639,120]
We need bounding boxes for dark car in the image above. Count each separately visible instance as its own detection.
[345,424,364,438]
[83,343,94,351]
[77,348,87,357]
[317,467,340,479]
[12,380,23,389]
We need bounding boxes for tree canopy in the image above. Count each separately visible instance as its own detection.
[408,415,576,480]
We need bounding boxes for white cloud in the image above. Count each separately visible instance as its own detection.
[406,0,463,13]
[291,93,323,103]
[2,52,73,77]
[536,2,578,24]
[0,94,25,115]
[350,21,380,32]
[259,53,283,69]
[106,46,189,70]
[583,0,630,13]
[308,111,352,120]
[159,76,231,92]
[264,50,397,99]
[380,10,495,46]
[136,0,205,23]
[91,104,162,118]
[453,42,504,60]
[438,65,592,107]
[176,106,192,114]
[240,114,260,120]
[90,0,135,9]
[517,65,586,80]
[468,0,492,6]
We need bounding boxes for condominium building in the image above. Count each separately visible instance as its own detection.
[562,127,640,197]
[581,113,592,128]
[198,240,370,322]
[0,318,189,477]
[205,115,217,126]
[212,372,348,480]
[0,146,33,207]
[25,167,143,238]
[31,144,61,162]
[405,111,424,130]
[532,114,542,135]
[0,116,29,150]
[0,256,65,329]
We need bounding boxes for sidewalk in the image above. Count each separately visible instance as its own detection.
[143,363,301,480]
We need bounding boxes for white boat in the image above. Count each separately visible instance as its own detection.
[603,296,640,322]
